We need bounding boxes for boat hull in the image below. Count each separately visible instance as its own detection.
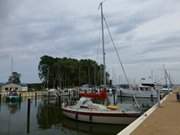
[62,107,140,124]
[119,89,157,98]
[6,96,21,102]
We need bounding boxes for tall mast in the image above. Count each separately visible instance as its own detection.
[100,2,106,86]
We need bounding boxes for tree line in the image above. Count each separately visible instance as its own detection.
[38,55,110,89]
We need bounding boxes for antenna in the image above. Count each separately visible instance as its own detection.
[98,0,106,10]
[10,56,13,74]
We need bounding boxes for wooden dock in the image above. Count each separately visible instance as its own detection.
[120,89,180,135]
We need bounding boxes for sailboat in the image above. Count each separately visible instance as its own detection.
[62,2,141,124]
[160,67,173,94]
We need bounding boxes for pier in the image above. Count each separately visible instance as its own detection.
[118,88,180,135]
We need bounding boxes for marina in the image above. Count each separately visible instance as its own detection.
[0,0,179,135]
[0,89,159,135]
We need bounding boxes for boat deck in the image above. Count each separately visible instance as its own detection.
[130,88,180,135]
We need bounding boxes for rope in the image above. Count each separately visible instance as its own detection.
[103,15,130,87]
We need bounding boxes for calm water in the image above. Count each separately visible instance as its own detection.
[0,98,127,135]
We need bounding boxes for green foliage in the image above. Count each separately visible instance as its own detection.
[8,72,21,84]
[38,55,110,88]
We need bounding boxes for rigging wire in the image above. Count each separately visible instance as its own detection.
[103,15,130,87]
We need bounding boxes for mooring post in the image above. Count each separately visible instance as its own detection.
[58,95,61,108]
[35,92,37,101]
[0,94,1,103]
[48,91,50,104]
[0,94,1,112]
[150,94,154,103]
[19,93,22,101]
[157,89,161,107]
[120,90,122,103]
[68,90,71,99]
[27,98,31,133]
[112,88,116,105]
[35,92,37,106]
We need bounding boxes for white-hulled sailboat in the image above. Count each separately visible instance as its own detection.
[62,2,141,124]
[62,97,141,124]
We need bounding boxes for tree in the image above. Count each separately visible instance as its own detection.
[8,72,21,84]
[38,55,110,88]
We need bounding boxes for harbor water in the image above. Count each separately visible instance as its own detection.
[0,96,157,135]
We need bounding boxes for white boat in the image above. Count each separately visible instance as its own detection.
[43,88,58,103]
[160,87,172,94]
[62,97,141,124]
[118,83,158,98]
[44,88,58,97]
[59,88,76,96]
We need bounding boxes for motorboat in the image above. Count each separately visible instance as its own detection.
[42,89,58,103]
[160,87,172,94]
[62,97,141,124]
[117,83,158,98]
[43,89,58,97]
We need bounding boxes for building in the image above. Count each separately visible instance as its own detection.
[1,83,28,92]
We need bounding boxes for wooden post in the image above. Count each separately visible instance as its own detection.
[157,89,161,107]
[150,94,154,103]
[27,98,31,133]
[0,94,1,103]
[19,93,22,102]
[112,88,116,105]
[58,95,61,108]
[119,90,122,103]
[35,92,37,106]
[0,94,1,112]
[48,92,50,104]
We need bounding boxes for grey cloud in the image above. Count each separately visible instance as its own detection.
[0,0,23,21]
[138,34,180,55]
[0,0,180,83]
[126,56,180,64]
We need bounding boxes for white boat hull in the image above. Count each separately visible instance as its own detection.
[62,107,140,124]
[160,88,172,94]
[119,89,157,98]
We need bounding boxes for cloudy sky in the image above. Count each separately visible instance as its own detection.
[0,0,180,84]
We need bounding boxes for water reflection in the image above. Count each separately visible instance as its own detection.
[36,99,126,135]
[0,96,155,135]
[6,102,21,114]
[62,118,126,135]
[37,102,63,129]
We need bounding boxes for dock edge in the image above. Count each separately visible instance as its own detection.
[117,93,170,135]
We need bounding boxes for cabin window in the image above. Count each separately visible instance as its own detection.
[5,88,8,91]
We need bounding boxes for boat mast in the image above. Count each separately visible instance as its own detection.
[99,2,106,86]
